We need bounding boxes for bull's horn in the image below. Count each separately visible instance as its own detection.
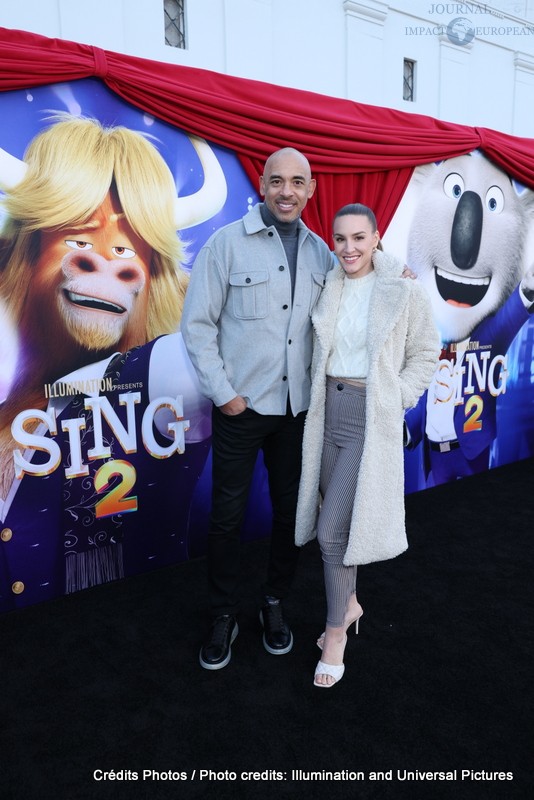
[0,137,227,227]
[175,136,227,229]
[0,148,27,190]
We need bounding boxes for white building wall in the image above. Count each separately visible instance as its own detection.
[1,0,534,136]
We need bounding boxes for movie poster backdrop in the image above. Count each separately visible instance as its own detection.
[1,79,533,613]
[384,154,534,492]
[0,80,270,613]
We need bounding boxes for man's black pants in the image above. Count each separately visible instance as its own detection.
[208,404,306,616]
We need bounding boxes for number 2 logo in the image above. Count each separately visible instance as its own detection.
[94,459,138,518]
[464,395,483,434]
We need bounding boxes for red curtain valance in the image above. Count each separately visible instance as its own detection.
[1,27,534,239]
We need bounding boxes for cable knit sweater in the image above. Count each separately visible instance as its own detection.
[326,269,375,379]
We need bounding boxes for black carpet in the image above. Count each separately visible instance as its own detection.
[1,458,533,800]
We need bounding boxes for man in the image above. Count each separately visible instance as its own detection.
[181,148,335,669]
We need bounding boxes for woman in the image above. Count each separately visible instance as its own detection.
[295,203,439,687]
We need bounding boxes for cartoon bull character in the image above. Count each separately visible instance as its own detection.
[403,151,534,486]
[0,115,227,610]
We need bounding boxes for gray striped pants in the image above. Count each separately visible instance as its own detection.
[318,378,366,627]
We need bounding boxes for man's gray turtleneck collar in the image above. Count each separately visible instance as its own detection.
[260,203,299,300]
[259,202,300,237]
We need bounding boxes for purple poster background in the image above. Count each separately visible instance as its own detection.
[1,80,533,614]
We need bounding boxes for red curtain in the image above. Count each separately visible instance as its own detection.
[238,157,414,241]
[1,26,534,237]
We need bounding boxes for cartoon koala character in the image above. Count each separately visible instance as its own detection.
[403,151,534,487]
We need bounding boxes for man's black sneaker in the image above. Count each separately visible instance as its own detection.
[259,598,293,655]
[199,614,238,670]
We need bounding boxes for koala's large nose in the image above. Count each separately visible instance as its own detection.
[450,190,483,271]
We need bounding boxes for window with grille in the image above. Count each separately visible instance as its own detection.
[403,59,416,102]
[165,0,186,49]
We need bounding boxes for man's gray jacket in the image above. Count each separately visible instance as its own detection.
[181,204,335,416]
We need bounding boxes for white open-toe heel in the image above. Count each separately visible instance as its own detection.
[314,660,345,688]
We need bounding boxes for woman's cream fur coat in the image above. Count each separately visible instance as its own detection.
[295,250,440,566]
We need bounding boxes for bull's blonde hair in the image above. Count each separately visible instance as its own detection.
[0,114,188,343]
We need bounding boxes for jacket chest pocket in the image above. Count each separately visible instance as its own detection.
[229,271,269,319]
